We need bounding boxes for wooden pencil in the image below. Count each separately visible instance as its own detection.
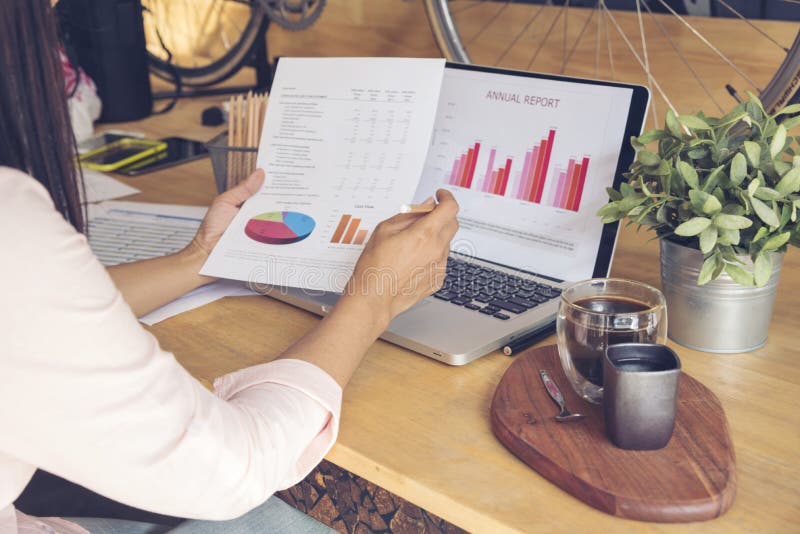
[399,203,436,214]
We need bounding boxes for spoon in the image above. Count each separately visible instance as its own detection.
[539,369,586,422]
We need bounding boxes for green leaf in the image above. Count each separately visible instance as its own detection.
[637,129,669,144]
[699,226,717,254]
[689,189,722,215]
[775,160,792,177]
[730,153,748,186]
[752,226,769,243]
[754,187,782,201]
[648,159,672,176]
[679,115,711,130]
[596,202,619,217]
[606,187,623,201]
[775,167,800,196]
[674,217,712,236]
[713,213,753,230]
[656,203,668,224]
[753,253,772,287]
[783,115,800,131]
[762,231,791,251]
[774,103,800,116]
[620,182,635,196]
[697,254,718,285]
[677,160,700,189]
[744,141,761,167]
[638,150,661,166]
[750,197,780,227]
[660,172,671,196]
[718,228,740,246]
[687,148,707,160]
[725,263,755,287]
[703,166,725,192]
[748,177,761,197]
[666,109,683,137]
[770,124,787,158]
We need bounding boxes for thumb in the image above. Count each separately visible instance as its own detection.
[222,169,265,206]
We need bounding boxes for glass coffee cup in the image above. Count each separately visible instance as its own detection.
[556,278,667,404]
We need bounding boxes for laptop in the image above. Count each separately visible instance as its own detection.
[265,63,649,365]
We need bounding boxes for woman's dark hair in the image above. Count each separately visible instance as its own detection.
[0,0,85,233]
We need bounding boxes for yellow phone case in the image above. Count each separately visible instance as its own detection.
[79,138,168,172]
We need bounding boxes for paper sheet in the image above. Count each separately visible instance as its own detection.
[87,201,257,325]
[80,168,141,203]
[87,201,206,266]
[139,280,256,326]
[201,57,446,292]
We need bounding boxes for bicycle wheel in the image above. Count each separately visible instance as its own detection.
[424,0,800,117]
[143,0,265,87]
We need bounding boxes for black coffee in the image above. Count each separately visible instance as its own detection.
[612,357,674,372]
[563,296,655,386]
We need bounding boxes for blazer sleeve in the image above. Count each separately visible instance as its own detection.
[0,168,341,520]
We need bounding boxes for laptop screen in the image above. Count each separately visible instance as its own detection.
[413,64,648,283]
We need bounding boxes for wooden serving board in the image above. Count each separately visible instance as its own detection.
[490,345,736,523]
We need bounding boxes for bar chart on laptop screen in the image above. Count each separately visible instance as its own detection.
[414,68,633,282]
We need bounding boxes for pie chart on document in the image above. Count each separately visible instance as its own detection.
[244,211,316,245]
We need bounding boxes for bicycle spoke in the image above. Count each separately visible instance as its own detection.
[221,27,232,51]
[601,4,679,118]
[465,1,514,46]
[526,2,568,70]
[562,8,595,74]
[595,1,601,78]
[652,0,763,92]
[450,0,488,16]
[496,3,547,66]
[600,1,616,80]
[563,2,569,71]
[636,0,658,127]
[642,0,724,114]
[716,0,789,52]
[227,3,245,35]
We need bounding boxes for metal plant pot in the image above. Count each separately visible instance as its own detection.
[659,238,783,353]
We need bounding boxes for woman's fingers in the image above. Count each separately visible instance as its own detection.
[219,168,264,207]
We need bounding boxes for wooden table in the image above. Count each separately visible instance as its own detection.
[106,2,799,532]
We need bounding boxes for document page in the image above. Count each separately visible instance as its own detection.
[413,67,634,282]
[201,57,445,291]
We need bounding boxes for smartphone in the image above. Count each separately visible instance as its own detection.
[80,138,168,172]
[77,131,145,154]
[116,137,209,176]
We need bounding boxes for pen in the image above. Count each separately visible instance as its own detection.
[399,203,436,214]
[502,326,554,356]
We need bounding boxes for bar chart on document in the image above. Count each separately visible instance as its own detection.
[415,67,632,281]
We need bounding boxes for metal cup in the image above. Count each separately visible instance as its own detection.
[603,343,681,450]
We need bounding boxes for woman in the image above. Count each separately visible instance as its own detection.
[0,1,459,532]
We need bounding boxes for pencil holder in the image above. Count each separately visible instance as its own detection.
[206,132,258,194]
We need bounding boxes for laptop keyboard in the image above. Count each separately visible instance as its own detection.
[433,257,562,320]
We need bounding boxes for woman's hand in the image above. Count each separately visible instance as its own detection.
[184,169,265,263]
[277,190,459,388]
[340,189,460,329]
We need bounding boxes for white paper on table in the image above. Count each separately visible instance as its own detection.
[201,57,446,292]
[86,201,257,324]
[87,201,206,266]
[80,168,141,203]
[139,280,257,326]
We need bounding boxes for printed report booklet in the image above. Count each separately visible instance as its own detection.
[201,57,633,291]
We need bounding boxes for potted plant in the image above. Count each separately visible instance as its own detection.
[598,94,800,353]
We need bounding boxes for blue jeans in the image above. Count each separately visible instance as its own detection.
[67,497,334,534]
